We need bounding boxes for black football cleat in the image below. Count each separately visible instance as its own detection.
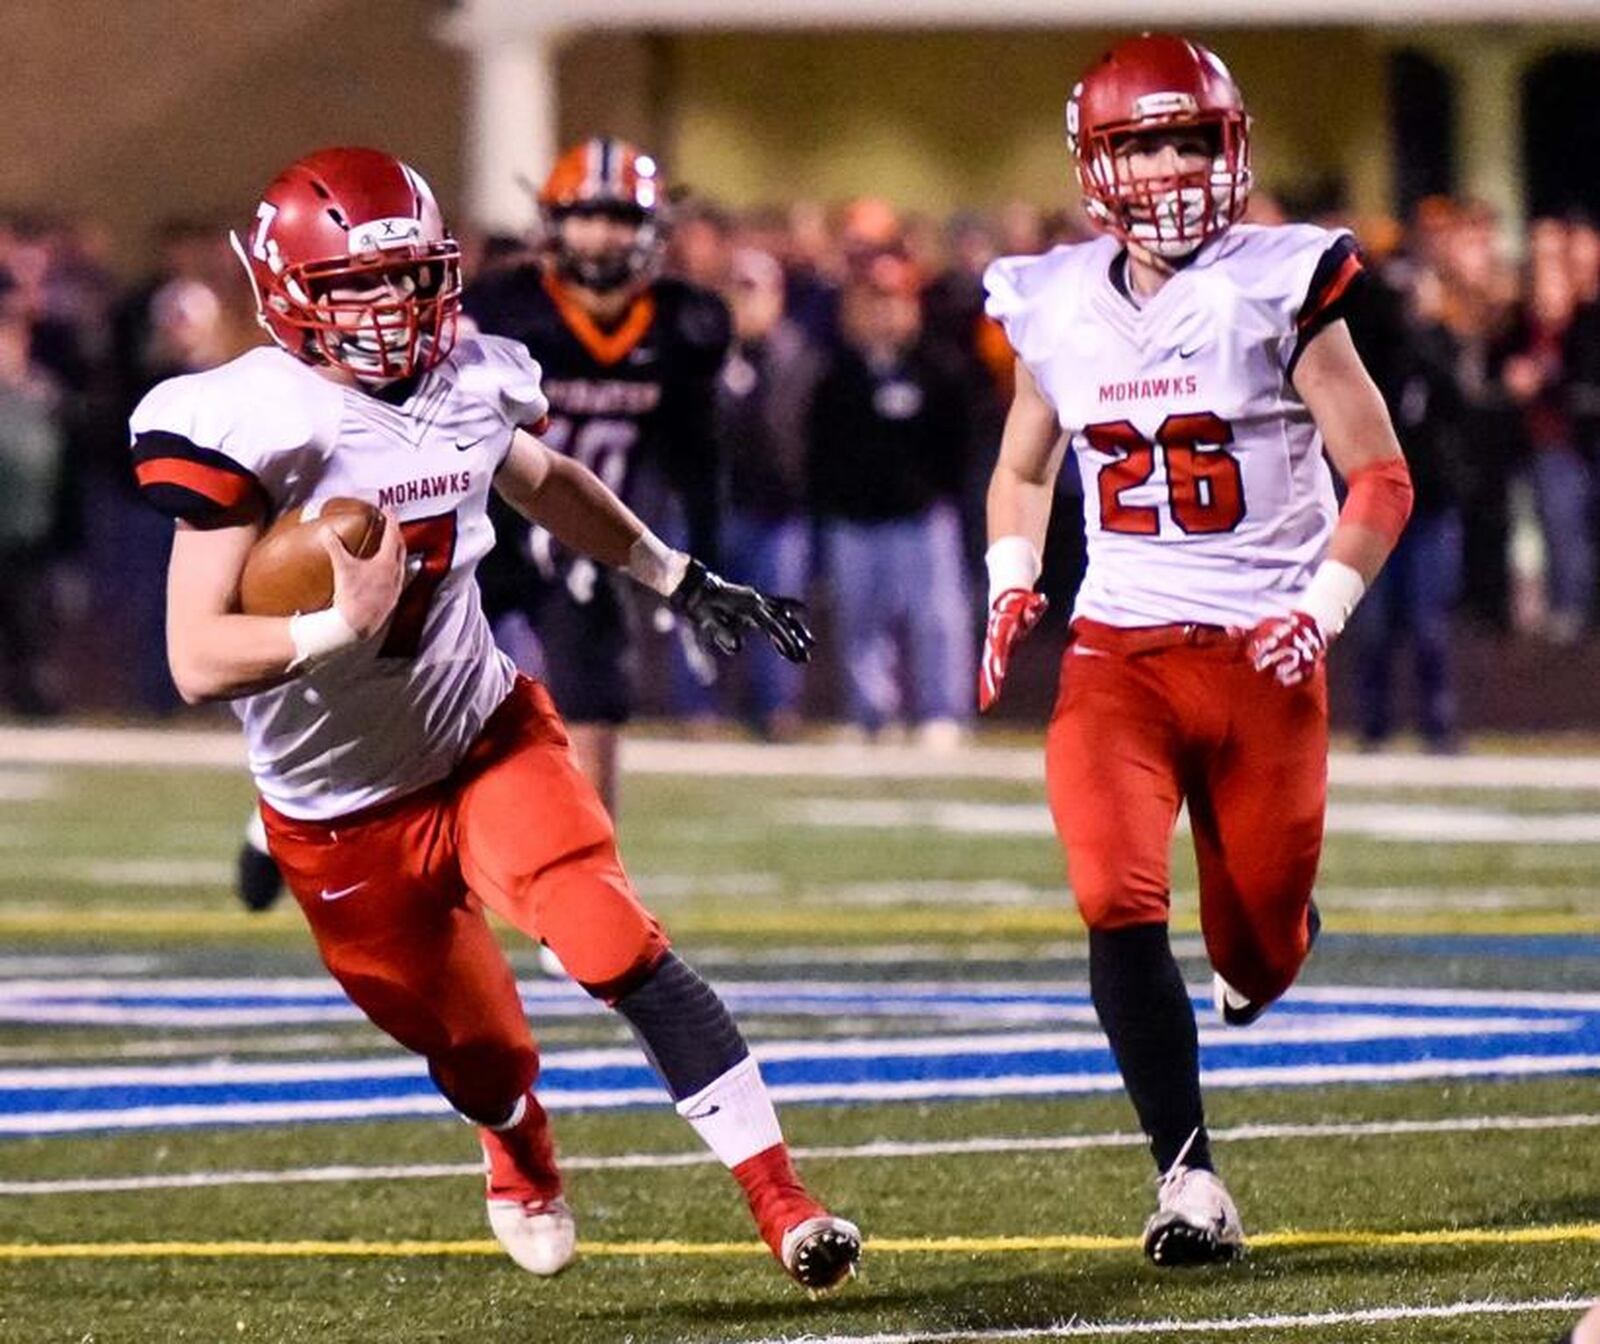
[236,841,285,913]
[1215,901,1321,1027]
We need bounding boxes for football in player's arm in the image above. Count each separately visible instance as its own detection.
[977,35,1412,1268]
[166,424,807,705]
[133,146,856,1292]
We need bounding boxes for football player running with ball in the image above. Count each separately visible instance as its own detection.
[129,147,859,1290]
[979,35,1412,1265]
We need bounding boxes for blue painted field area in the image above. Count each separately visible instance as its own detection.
[4,979,1599,1136]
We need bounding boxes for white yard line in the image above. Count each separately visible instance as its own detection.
[9,859,236,887]
[791,798,1600,844]
[7,978,1592,1008]
[740,1297,1594,1343]
[0,1033,362,1064]
[0,770,54,800]
[1,724,1600,789]
[0,955,161,976]
[0,1016,1570,1092]
[6,1111,1600,1197]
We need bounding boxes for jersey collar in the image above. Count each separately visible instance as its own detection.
[542,273,658,367]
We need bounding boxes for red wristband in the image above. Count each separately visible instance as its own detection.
[1341,456,1413,545]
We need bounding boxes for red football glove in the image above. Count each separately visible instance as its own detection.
[1246,610,1327,687]
[979,589,1048,713]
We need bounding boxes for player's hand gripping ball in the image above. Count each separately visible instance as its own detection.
[239,498,387,616]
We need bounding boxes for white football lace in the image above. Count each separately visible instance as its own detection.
[1157,1126,1202,1192]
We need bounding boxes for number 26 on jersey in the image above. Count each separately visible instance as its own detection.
[1089,412,1245,536]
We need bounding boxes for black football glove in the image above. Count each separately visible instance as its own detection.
[669,559,815,663]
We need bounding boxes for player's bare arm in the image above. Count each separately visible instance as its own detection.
[494,430,813,663]
[1292,317,1412,585]
[1246,317,1415,686]
[166,511,405,703]
[978,359,1067,711]
[987,358,1070,563]
[493,428,651,572]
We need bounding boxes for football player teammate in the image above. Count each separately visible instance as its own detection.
[132,147,859,1290]
[463,137,730,816]
[979,36,1413,1265]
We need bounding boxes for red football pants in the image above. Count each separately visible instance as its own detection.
[261,677,669,1124]
[1046,620,1327,1004]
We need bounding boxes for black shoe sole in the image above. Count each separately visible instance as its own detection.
[790,1225,861,1290]
[1222,900,1322,1027]
[236,844,286,913]
[1143,1219,1242,1268]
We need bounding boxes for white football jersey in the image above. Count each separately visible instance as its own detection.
[130,335,551,820]
[985,224,1360,628]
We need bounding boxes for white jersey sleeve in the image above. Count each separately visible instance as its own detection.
[1219,223,1362,376]
[129,346,342,524]
[448,333,551,439]
[984,241,1117,410]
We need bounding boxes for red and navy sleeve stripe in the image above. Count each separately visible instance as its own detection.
[131,430,266,526]
[1288,235,1365,374]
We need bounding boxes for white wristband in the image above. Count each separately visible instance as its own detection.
[627,531,691,598]
[985,536,1043,607]
[1296,559,1366,639]
[288,606,360,670]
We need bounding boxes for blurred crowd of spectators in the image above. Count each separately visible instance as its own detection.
[3,189,1599,742]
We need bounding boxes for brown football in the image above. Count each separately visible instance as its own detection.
[238,498,386,617]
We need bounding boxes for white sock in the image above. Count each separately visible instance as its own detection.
[674,1055,783,1168]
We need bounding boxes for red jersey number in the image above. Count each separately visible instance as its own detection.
[1091,412,1245,537]
[379,512,457,659]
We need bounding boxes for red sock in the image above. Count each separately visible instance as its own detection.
[480,1093,563,1206]
[732,1143,824,1256]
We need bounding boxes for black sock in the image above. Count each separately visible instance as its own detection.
[613,952,749,1101]
[1089,923,1213,1174]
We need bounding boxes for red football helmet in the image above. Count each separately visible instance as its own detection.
[538,137,664,293]
[231,147,462,382]
[1066,34,1252,259]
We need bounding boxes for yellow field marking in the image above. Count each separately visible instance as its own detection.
[0,908,304,937]
[6,1223,1600,1261]
[0,1238,761,1260]
[3,906,1599,939]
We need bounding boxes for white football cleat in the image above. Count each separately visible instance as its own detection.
[487,1196,577,1277]
[1142,1164,1245,1267]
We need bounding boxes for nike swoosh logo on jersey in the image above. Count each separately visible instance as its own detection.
[454,436,484,452]
[681,1103,722,1121]
[1178,345,1203,359]
[319,881,366,902]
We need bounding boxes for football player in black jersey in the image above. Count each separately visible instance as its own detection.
[464,137,736,815]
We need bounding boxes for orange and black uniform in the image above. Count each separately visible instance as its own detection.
[465,270,730,722]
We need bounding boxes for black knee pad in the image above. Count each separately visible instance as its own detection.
[430,1040,539,1126]
[611,952,748,1101]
